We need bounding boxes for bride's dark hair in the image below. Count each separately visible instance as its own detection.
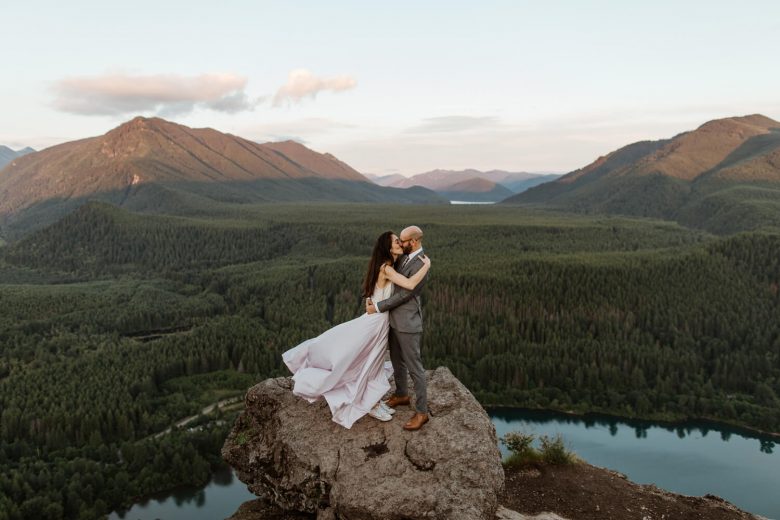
[362,231,395,298]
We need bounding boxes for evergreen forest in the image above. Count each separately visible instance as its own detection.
[1,202,779,519]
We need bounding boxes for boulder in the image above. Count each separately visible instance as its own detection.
[222,366,505,519]
[495,508,569,520]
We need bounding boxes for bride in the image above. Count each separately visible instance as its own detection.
[282,231,431,429]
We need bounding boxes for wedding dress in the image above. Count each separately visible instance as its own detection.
[282,282,393,429]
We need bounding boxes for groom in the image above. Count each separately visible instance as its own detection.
[366,225,429,431]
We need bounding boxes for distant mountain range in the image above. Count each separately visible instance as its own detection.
[0,145,35,169]
[367,169,562,202]
[505,114,780,233]
[5,114,780,239]
[0,117,443,237]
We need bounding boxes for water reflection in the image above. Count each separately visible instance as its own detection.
[109,466,255,520]
[489,407,778,454]
[489,408,779,519]
[760,439,775,454]
[213,468,234,486]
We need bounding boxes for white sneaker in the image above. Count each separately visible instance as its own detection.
[369,404,392,422]
[380,401,396,415]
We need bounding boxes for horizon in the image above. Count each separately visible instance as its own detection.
[2,1,780,176]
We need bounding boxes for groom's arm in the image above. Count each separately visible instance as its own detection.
[375,260,427,313]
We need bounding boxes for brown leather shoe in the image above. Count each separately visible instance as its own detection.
[385,395,411,408]
[403,413,429,431]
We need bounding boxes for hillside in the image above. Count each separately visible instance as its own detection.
[505,114,780,233]
[501,173,561,193]
[0,117,442,237]
[501,462,758,520]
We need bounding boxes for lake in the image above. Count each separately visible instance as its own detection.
[108,466,255,520]
[491,408,778,519]
[112,409,779,519]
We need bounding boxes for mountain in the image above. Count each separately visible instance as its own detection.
[365,173,406,186]
[367,168,562,202]
[501,174,562,194]
[505,114,780,233]
[438,177,514,202]
[0,117,443,237]
[381,169,546,190]
[0,145,35,169]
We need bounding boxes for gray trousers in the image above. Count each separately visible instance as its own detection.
[389,328,428,414]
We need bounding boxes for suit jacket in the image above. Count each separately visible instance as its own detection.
[375,250,428,333]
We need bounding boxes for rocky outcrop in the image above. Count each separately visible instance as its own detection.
[222,366,505,520]
[226,502,564,520]
[225,501,554,520]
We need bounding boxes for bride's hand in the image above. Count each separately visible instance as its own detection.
[421,255,431,268]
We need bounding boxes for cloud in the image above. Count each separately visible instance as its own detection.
[272,69,357,107]
[52,73,261,116]
[405,116,501,134]
[206,91,266,113]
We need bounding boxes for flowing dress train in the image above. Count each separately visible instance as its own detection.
[282,283,393,429]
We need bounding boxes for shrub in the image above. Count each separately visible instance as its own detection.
[501,431,540,468]
[502,431,535,456]
[501,430,578,468]
[539,434,578,465]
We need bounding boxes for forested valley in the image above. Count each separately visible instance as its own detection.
[1,202,779,519]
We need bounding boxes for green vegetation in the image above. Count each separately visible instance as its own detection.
[501,431,578,467]
[1,201,779,518]
[677,183,780,234]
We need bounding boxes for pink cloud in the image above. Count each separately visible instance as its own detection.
[52,73,259,116]
[272,69,357,107]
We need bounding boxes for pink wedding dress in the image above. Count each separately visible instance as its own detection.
[282,282,393,429]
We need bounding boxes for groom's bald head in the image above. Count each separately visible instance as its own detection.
[401,225,423,241]
[400,225,423,253]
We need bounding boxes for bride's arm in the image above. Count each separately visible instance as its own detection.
[382,256,431,291]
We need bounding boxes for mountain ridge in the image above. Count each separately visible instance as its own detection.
[373,168,550,190]
[505,114,780,232]
[0,117,443,237]
[368,168,562,202]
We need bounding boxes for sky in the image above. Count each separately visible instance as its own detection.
[2,0,780,175]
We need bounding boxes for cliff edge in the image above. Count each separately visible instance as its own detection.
[222,366,506,519]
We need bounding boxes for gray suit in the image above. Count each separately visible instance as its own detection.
[375,250,429,414]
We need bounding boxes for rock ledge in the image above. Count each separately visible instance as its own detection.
[222,366,505,520]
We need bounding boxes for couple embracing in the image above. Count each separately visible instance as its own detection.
[282,226,431,431]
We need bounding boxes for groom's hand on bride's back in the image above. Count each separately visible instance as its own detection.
[366,298,377,314]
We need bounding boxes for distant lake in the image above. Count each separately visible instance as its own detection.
[112,409,779,520]
[449,200,496,205]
